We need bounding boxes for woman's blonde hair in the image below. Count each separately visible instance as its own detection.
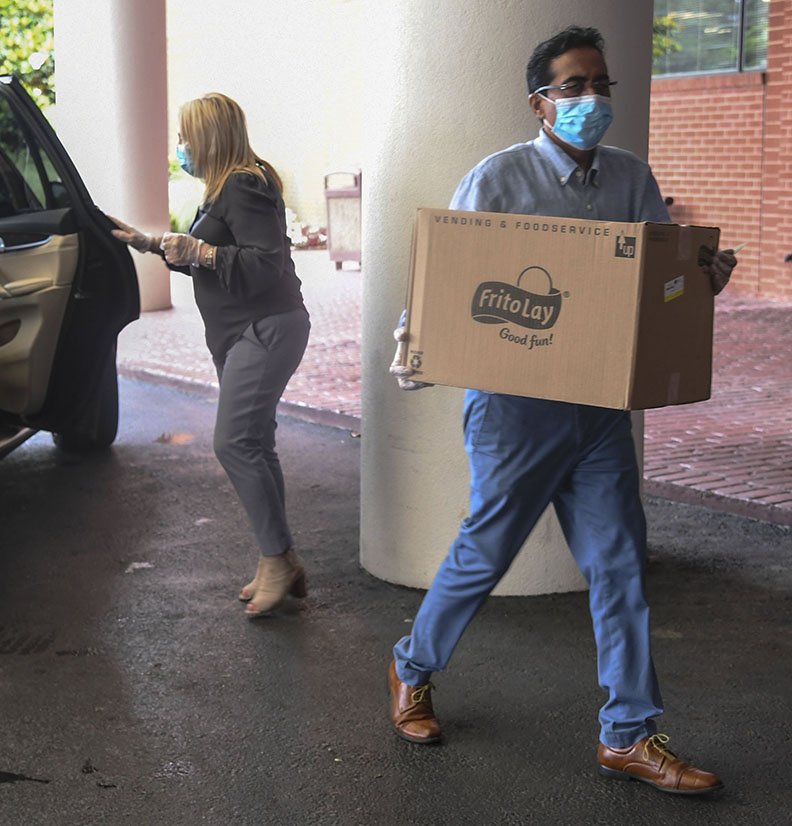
[178,92,283,204]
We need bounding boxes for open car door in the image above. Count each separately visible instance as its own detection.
[0,77,138,452]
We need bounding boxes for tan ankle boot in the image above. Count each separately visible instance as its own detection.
[245,550,307,617]
[240,551,307,603]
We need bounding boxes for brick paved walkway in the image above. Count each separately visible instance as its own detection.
[117,252,792,525]
[644,293,792,524]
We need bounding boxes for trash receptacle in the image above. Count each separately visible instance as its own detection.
[325,169,361,270]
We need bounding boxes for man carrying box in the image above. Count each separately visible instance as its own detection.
[388,25,737,796]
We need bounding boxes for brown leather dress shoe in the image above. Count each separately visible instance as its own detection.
[598,734,724,795]
[388,660,441,744]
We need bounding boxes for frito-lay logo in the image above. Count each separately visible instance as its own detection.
[471,267,563,330]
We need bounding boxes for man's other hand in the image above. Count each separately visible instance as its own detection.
[700,247,738,295]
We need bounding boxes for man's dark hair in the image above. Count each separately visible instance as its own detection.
[526,26,606,93]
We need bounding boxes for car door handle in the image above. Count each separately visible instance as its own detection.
[0,234,52,253]
[0,277,53,298]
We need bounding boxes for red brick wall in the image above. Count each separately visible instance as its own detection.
[648,0,792,300]
[758,0,792,299]
[648,72,765,296]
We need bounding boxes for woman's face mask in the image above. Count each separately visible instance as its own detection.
[541,94,614,151]
[176,142,195,176]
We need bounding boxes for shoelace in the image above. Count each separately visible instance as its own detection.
[410,683,435,704]
[643,733,677,762]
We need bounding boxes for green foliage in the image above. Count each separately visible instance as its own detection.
[653,15,682,60]
[168,174,203,233]
[743,20,769,70]
[0,0,55,110]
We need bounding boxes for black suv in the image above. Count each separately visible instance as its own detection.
[0,77,139,456]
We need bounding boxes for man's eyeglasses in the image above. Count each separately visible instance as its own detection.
[534,79,618,99]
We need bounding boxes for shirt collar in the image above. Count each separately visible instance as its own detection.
[534,128,601,187]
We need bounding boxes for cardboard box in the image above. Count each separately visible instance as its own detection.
[401,208,720,410]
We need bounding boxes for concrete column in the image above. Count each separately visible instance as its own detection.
[53,0,171,311]
[360,0,654,594]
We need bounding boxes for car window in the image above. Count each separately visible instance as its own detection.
[0,94,71,217]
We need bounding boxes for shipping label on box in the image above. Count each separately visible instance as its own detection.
[402,209,719,410]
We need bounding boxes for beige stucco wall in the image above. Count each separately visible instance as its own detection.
[53,0,172,311]
[166,0,362,228]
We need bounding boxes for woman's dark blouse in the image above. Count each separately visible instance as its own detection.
[182,170,305,361]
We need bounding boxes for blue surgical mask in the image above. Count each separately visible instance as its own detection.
[543,94,613,151]
[176,142,195,176]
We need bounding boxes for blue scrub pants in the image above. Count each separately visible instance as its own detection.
[393,390,664,748]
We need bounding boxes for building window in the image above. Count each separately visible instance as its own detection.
[653,0,769,76]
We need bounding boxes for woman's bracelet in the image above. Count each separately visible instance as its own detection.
[201,243,216,270]
[192,241,216,269]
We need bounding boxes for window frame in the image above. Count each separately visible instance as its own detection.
[0,92,68,214]
[652,0,768,79]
